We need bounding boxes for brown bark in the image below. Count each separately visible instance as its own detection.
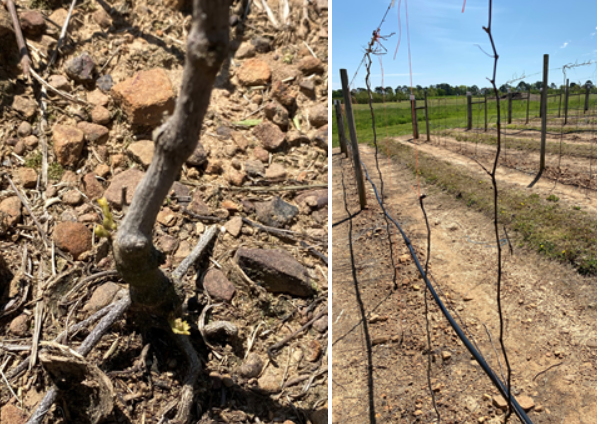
[112,0,230,315]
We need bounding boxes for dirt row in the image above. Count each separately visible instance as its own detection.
[332,144,597,423]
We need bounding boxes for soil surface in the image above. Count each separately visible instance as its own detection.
[0,1,328,423]
[332,145,597,424]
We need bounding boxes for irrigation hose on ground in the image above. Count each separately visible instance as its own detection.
[357,159,534,424]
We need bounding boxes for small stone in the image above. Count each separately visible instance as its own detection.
[492,396,508,410]
[213,208,230,219]
[12,96,37,119]
[244,160,265,177]
[17,121,32,137]
[0,197,22,233]
[216,126,232,140]
[77,122,109,144]
[441,351,452,360]
[91,105,111,125]
[87,89,109,107]
[157,207,177,226]
[413,410,423,417]
[158,234,179,254]
[517,395,535,411]
[264,101,289,129]
[96,74,113,91]
[238,353,264,379]
[258,370,281,393]
[299,80,315,97]
[62,190,83,206]
[235,42,255,59]
[231,132,248,151]
[83,282,121,312]
[20,11,46,36]
[104,168,145,209]
[313,314,328,333]
[251,36,272,53]
[224,216,243,237]
[47,75,71,92]
[237,59,271,86]
[111,68,175,126]
[308,103,327,128]
[13,141,26,155]
[310,409,327,424]
[23,135,38,150]
[185,143,207,167]
[49,8,78,29]
[9,314,29,336]
[317,0,328,10]
[82,173,104,200]
[227,168,246,187]
[92,7,112,28]
[52,124,85,167]
[111,154,126,168]
[253,146,269,162]
[53,222,92,260]
[287,130,310,147]
[271,81,297,108]
[255,196,298,228]
[305,340,322,362]
[174,240,192,261]
[237,248,312,296]
[61,170,79,185]
[253,121,285,151]
[60,210,77,222]
[64,52,96,83]
[203,268,236,302]
[1,403,28,424]
[221,200,239,211]
[127,140,154,168]
[298,56,324,74]
[313,124,328,150]
[205,160,223,175]
[17,168,38,188]
[265,163,286,181]
[225,145,239,158]
[188,191,211,215]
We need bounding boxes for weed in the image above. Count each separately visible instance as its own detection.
[48,162,64,180]
[25,152,42,169]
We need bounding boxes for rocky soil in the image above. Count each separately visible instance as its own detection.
[0,0,328,423]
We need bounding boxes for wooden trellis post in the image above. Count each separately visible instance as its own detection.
[526,88,531,124]
[411,95,419,139]
[340,69,367,209]
[333,100,348,157]
[507,89,512,124]
[539,54,549,172]
[564,78,570,125]
[466,92,472,130]
[424,90,430,141]
[585,87,590,113]
[484,91,488,131]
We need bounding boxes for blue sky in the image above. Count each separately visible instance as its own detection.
[331,0,597,91]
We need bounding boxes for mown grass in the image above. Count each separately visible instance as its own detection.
[333,94,597,148]
[384,140,597,275]
[441,130,597,159]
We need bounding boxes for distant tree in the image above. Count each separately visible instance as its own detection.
[384,86,394,95]
[470,85,479,95]
[517,81,530,91]
[374,86,384,95]
[550,83,557,90]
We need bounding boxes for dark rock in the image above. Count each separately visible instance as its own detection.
[216,126,232,139]
[264,101,289,130]
[83,282,121,312]
[202,269,236,302]
[251,36,272,53]
[299,80,315,97]
[271,80,297,109]
[187,191,211,215]
[64,52,96,83]
[236,248,312,297]
[96,74,113,91]
[312,124,328,150]
[186,142,207,166]
[255,196,298,228]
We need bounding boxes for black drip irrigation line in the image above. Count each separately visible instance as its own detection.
[358,159,534,424]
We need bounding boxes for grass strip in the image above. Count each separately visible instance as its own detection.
[383,139,597,275]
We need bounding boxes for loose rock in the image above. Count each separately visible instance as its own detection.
[298,57,324,74]
[236,248,312,296]
[308,103,327,128]
[127,140,154,168]
[62,190,83,206]
[185,142,207,167]
[227,167,246,187]
[111,68,175,126]
[238,353,264,378]
[52,124,85,167]
[244,160,265,177]
[9,314,29,336]
[53,222,92,260]
[202,268,236,302]
[82,173,104,200]
[237,59,271,86]
[17,121,32,137]
[265,163,287,181]
[91,105,111,125]
[0,197,22,233]
[83,282,122,312]
[87,89,109,107]
[224,216,243,237]
[12,96,37,119]
[77,122,109,144]
[255,196,298,228]
[104,168,145,209]
[20,11,46,36]
[64,52,96,83]
[17,168,38,188]
[253,121,285,151]
[48,75,71,93]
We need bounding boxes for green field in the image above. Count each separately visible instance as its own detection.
[332,93,597,147]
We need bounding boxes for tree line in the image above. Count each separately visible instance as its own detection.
[331,80,596,103]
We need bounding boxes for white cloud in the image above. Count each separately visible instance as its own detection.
[560,42,569,49]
